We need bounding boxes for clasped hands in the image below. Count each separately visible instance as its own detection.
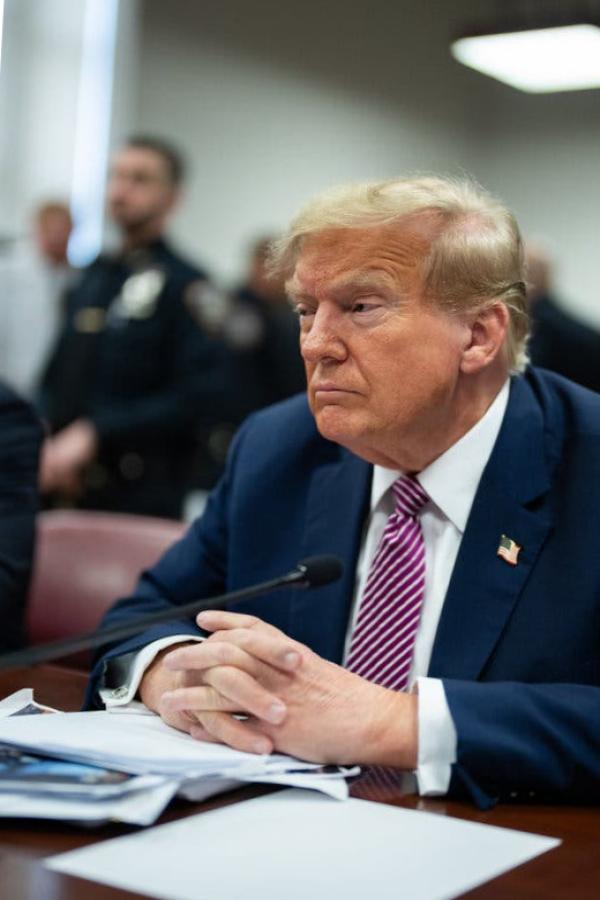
[140,611,418,769]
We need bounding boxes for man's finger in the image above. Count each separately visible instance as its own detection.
[160,684,239,717]
[160,680,286,725]
[165,630,302,675]
[164,640,256,674]
[196,610,277,633]
[192,711,273,755]
[202,666,287,724]
[207,628,302,672]
[161,671,286,725]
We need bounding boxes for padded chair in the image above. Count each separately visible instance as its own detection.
[26,509,186,669]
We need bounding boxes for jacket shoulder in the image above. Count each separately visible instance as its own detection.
[525,367,600,437]
[158,242,209,285]
[0,382,43,474]
[227,393,337,479]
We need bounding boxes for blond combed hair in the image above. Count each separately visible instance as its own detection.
[271,175,529,372]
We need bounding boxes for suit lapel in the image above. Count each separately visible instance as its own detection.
[288,449,371,663]
[428,375,556,680]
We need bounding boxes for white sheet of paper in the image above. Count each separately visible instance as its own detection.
[48,788,560,900]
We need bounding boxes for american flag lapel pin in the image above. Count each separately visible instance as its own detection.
[497,534,521,566]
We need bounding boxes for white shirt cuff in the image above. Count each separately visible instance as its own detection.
[99,634,205,711]
[414,676,457,796]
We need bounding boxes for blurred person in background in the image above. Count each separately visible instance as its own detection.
[526,242,600,393]
[196,236,306,428]
[0,383,41,651]
[37,136,227,520]
[0,201,76,398]
[231,235,307,413]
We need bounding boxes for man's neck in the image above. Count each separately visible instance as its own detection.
[120,224,165,254]
[353,365,510,474]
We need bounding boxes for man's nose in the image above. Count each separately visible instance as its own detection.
[300,307,346,363]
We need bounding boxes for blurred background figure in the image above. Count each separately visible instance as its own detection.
[200,236,306,429]
[181,235,307,522]
[0,382,42,651]
[0,201,76,398]
[526,242,600,393]
[37,136,227,520]
[232,236,306,410]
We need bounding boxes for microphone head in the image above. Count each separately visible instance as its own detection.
[297,555,343,588]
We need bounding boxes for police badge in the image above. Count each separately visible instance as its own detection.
[111,269,166,322]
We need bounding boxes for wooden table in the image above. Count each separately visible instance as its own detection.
[0,666,598,899]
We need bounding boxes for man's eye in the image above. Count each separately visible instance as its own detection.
[294,306,314,318]
[351,302,377,314]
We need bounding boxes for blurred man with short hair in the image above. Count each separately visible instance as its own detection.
[0,200,74,397]
[39,136,226,519]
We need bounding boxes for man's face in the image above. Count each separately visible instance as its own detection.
[288,224,473,470]
[35,211,72,265]
[106,147,176,232]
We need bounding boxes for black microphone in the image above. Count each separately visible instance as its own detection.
[0,555,343,672]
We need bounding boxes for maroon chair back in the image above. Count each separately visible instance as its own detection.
[26,510,186,669]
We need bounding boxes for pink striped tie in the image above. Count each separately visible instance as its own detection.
[346,475,428,691]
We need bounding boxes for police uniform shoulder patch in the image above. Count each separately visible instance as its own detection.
[184,280,231,334]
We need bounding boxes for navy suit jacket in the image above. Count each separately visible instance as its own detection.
[90,368,600,806]
[0,383,42,650]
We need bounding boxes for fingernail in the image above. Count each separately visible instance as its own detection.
[268,702,286,724]
[197,611,212,623]
[283,651,300,669]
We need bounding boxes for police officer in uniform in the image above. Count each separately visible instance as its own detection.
[38,136,227,519]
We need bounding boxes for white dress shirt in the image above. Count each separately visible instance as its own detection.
[350,380,509,792]
[102,380,510,796]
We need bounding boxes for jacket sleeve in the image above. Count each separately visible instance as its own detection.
[0,388,42,650]
[444,679,600,808]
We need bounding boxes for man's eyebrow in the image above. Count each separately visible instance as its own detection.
[286,271,393,302]
[331,272,393,295]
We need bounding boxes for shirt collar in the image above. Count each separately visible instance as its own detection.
[370,379,510,533]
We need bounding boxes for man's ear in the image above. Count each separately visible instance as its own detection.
[165,187,181,217]
[460,302,510,374]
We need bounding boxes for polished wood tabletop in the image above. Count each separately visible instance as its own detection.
[0,666,598,899]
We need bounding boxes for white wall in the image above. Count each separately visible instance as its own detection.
[0,0,140,253]
[0,0,85,239]
[134,0,483,283]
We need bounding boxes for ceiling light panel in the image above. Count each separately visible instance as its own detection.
[451,24,600,93]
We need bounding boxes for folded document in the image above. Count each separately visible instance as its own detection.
[0,691,356,824]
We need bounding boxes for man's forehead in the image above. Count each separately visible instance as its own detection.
[290,224,430,292]
[110,147,168,178]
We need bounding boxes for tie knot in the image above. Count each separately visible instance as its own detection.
[391,475,428,518]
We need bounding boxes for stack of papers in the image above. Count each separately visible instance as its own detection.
[0,691,356,825]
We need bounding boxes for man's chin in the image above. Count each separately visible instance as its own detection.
[313,408,359,447]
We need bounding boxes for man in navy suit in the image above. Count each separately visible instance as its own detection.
[0,383,41,650]
[91,176,600,807]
